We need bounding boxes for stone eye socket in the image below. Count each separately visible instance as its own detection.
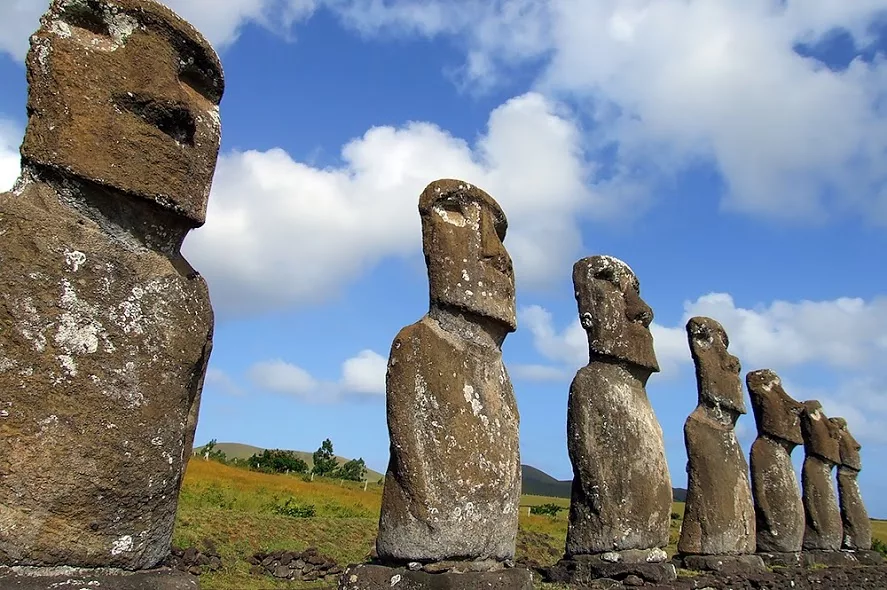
[59,1,111,37]
[179,61,219,103]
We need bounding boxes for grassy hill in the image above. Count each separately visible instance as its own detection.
[193,442,386,482]
[521,465,688,502]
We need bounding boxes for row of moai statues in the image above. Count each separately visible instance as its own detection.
[1,0,222,587]
[344,177,880,588]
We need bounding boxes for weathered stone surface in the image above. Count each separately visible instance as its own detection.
[565,255,672,556]
[800,401,842,551]
[0,567,198,589]
[674,554,766,575]
[337,564,534,590]
[747,370,805,553]
[755,551,802,568]
[678,317,755,557]
[0,0,221,570]
[801,549,858,567]
[852,550,885,565]
[546,554,677,585]
[376,180,520,563]
[831,417,873,551]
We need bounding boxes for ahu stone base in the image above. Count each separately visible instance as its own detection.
[338,563,534,590]
[0,567,198,590]
[673,554,766,574]
[801,550,859,567]
[545,550,677,585]
[851,550,885,566]
[757,551,803,567]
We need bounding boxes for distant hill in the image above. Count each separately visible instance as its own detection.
[521,465,687,503]
[193,442,385,482]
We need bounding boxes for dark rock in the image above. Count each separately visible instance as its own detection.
[307,553,326,565]
[801,549,858,567]
[566,256,671,556]
[678,318,755,558]
[279,553,293,566]
[187,566,201,576]
[0,0,222,570]
[338,563,534,589]
[747,369,805,553]
[273,565,291,578]
[853,550,885,565]
[623,574,645,586]
[377,180,520,563]
[675,554,766,574]
[294,558,306,569]
[756,551,802,567]
[800,401,842,551]
[0,567,199,589]
[546,554,677,585]
[249,565,264,575]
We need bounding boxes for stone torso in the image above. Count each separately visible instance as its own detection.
[678,409,755,555]
[0,181,212,568]
[565,361,672,555]
[750,435,803,553]
[376,315,520,562]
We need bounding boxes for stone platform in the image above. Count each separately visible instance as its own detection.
[673,554,766,574]
[545,549,677,585]
[337,563,534,589]
[756,551,803,567]
[0,566,197,589]
[802,550,859,567]
[852,550,885,566]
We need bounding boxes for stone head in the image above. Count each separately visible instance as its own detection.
[830,417,862,471]
[419,179,516,332]
[572,255,659,372]
[686,316,746,416]
[800,401,841,465]
[746,369,803,445]
[22,0,224,226]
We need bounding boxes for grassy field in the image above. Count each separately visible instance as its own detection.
[174,459,885,589]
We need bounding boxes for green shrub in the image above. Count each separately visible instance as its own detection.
[873,537,887,557]
[530,503,565,517]
[271,497,316,518]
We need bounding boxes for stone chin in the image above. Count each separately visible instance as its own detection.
[21,0,224,226]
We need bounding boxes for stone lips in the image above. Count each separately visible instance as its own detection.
[565,255,671,556]
[678,317,755,557]
[376,179,521,563]
[23,0,224,227]
[747,369,804,554]
[0,0,220,570]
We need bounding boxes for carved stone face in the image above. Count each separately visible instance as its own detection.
[420,179,516,332]
[747,369,803,445]
[800,401,841,465]
[686,316,746,416]
[830,417,862,471]
[573,255,659,372]
[22,0,224,226]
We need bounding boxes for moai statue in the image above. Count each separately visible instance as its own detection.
[555,255,675,584]
[0,0,221,575]
[800,401,843,553]
[676,317,762,573]
[832,418,881,564]
[747,370,804,565]
[342,180,532,589]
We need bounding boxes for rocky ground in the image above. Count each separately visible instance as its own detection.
[542,564,887,590]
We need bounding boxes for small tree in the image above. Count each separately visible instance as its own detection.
[312,438,338,476]
[248,449,308,474]
[201,439,228,463]
[336,458,367,482]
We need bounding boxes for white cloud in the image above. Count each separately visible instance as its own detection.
[0,119,21,192]
[203,367,244,396]
[509,363,570,383]
[249,349,387,402]
[315,1,887,225]
[787,377,887,446]
[185,92,593,315]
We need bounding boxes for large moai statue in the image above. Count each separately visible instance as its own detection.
[832,418,882,564]
[800,401,844,554]
[551,255,675,585]
[342,180,532,589]
[747,370,805,565]
[0,0,221,576]
[676,317,762,573]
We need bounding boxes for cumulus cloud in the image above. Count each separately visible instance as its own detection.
[518,292,887,381]
[0,119,21,192]
[314,1,887,225]
[185,92,594,314]
[249,349,386,402]
[203,367,244,396]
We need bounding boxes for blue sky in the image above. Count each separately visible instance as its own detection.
[2,1,887,518]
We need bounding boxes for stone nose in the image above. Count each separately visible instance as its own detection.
[480,209,511,275]
[624,288,653,327]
